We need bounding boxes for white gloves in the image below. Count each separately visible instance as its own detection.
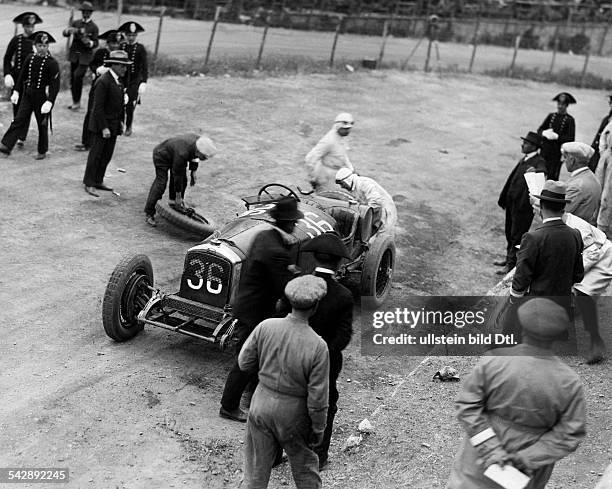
[542,128,559,140]
[96,66,109,76]
[10,91,19,105]
[124,93,129,105]
[4,74,14,89]
[41,101,53,114]
[138,82,146,95]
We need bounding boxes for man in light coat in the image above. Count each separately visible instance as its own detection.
[305,113,354,190]
[596,119,612,238]
[335,168,397,235]
[562,141,601,226]
[447,298,586,489]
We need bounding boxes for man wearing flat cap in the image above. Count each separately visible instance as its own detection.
[4,12,43,148]
[447,298,586,489]
[0,31,59,160]
[239,274,329,488]
[220,197,303,423]
[562,141,601,226]
[305,113,355,190]
[589,95,612,172]
[118,21,148,137]
[537,92,576,181]
[63,1,99,111]
[144,134,217,226]
[82,50,131,196]
[496,131,547,275]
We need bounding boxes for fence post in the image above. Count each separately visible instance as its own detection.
[377,19,390,67]
[204,6,222,70]
[424,36,433,72]
[580,44,591,87]
[117,0,123,27]
[65,9,74,53]
[508,34,521,76]
[255,15,270,70]
[468,1,482,73]
[329,16,344,68]
[152,6,165,72]
[598,24,609,56]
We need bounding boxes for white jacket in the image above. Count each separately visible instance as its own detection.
[351,175,397,233]
[305,128,353,187]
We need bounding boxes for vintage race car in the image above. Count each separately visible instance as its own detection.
[102,183,396,348]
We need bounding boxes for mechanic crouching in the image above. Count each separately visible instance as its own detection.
[239,275,330,489]
[143,134,217,227]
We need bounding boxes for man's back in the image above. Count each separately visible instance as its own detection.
[566,169,601,226]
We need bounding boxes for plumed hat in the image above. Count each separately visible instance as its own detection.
[33,31,56,44]
[552,92,577,104]
[99,29,124,44]
[118,21,145,34]
[13,12,43,25]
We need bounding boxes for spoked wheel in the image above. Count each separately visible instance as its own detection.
[361,235,395,309]
[257,183,300,201]
[102,254,154,342]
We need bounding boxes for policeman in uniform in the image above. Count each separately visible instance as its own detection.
[0,31,60,160]
[63,1,99,111]
[75,29,124,151]
[118,21,148,136]
[3,12,43,148]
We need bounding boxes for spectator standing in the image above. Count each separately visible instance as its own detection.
[589,95,612,172]
[538,92,576,180]
[118,21,148,136]
[562,141,601,226]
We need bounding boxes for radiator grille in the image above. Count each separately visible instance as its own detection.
[179,250,232,308]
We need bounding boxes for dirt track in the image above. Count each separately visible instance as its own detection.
[1,70,611,488]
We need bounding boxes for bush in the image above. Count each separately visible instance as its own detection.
[478,27,540,49]
[548,33,591,54]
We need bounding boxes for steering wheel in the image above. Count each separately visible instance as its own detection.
[257,183,300,201]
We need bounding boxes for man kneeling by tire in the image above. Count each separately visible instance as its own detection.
[144,134,217,227]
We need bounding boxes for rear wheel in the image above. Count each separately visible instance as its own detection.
[102,254,154,341]
[360,235,395,309]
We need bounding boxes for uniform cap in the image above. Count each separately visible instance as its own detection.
[284,275,327,309]
[118,21,145,34]
[552,92,577,104]
[104,50,133,65]
[99,29,124,44]
[13,12,43,25]
[33,31,56,44]
[533,180,570,203]
[195,136,217,158]
[301,232,350,258]
[561,141,595,163]
[517,298,570,341]
[334,112,354,129]
[79,1,94,11]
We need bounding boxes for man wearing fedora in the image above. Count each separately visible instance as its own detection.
[82,50,131,197]
[562,141,601,226]
[4,12,43,148]
[118,21,148,137]
[0,31,60,160]
[537,92,576,181]
[63,1,99,111]
[496,131,547,275]
[220,197,303,423]
[447,298,586,489]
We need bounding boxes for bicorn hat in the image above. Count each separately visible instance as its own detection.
[104,50,133,65]
[99,29,124,44]
[13,12,43,25]
[118,21,145,34]
[79,1,94,11]
[520,131,542,148]
[284,275,327,309]
[269,196,304,221]
[552,92,577,104]
[301,232,350,258]
[33,31,56,44]
[533,180,570,203]
[517,298,570,341]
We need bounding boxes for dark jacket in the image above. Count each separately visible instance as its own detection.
[565,168,602,226]
[538,112,575,178]
[63,18,99,65]
[121,42,148,85]
[152,133,199,193]
[498,153,547,212]
[16,53,60,103]
[3,33,34,78]
[512,219,584,298]
[88,70,124,136]
[89,47,110,78]
[233,227,294,328]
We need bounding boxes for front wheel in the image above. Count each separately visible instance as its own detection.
[360,235,395,309]
[102,254,154,341]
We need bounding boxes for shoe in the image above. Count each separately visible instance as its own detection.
[84,185,99,197]
[586,337,606,365]
[16,140,24,148]
[0,144,10,156]
[493,259,507,266]
[319,457,329,471]
[145,215,157,227]
[94,184,113,191]
[496,265,512,276]
[272,452,288,468]
[219,406,247,423]
[34,153,46,160]
[74,144,89,151]
[124,127,132,137]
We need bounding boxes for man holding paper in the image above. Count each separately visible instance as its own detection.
[496,131,547,275]
[446,298,586,489]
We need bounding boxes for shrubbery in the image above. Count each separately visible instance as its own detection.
[548,33,591,54]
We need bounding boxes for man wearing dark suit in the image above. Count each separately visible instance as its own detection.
[63,1,99,111]
[589,95,612,172]
[301,232,354,470]
[82,50,131,197]
[538,92,576,181]
[496,131,547,275]
[219,197,303,423]
[504,181,584,340]
[562,141,602,226]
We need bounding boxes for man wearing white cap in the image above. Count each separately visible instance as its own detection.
[335,168,397,235]
[562,141,601,226]
[305,113,355,190]
[239,275,329,489]
[144,134,216,226]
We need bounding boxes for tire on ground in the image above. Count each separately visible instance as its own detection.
[155,201,215,238]
[360,234,395,309]
[102,254,154,342]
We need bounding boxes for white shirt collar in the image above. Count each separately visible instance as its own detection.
[543,217,563,223]
[109,67,121,84]
[571,166,590,177]
[314,267,335,275]
[524,151,538,161]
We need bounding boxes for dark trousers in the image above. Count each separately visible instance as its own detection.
[144,157,186,217]
[83,133,117,186]
[315,353,341,463]
[575,291,600,337]
[221,321,258,411]
[504,207,533,268]
[10,88,29,142]
[2,88,49,154]
[80,86,96,148]
[70,62,88,104]
[546,158,562,181]
[125,82,139,129]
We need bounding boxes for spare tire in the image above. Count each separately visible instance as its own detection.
[155,201,215,238]
[361,234,395,309]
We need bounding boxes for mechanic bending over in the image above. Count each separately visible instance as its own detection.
[143,134,217,227]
